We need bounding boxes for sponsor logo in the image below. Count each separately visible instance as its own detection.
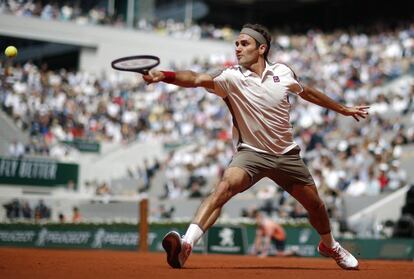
[0,231,36,242]
[273,76,280,83]
[219,228,235,246]
[299,228,312,244]
[92,229,138,248]
[210,228,242,253]
[93,230,157,248]
[0,158,58,180]
[35,228,91,246]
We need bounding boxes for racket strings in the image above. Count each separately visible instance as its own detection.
[114,59,157,70]
[111,55,160,72]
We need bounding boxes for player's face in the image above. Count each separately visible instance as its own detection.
[235,34,261,67]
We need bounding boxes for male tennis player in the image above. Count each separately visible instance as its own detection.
[143,23,368,270]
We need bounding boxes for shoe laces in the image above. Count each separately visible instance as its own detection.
[332,245,347,261]
[182,242,192,257]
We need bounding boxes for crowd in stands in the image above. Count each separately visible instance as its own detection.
[1,3,414,222]
[2,199,51,221]
[2,198,82,223]
[0,0,236,41]
[0,0,123,27]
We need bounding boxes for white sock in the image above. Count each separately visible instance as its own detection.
[183,224,204,247]
[320,232,336,248]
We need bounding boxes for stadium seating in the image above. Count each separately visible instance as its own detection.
[0,4,413,237]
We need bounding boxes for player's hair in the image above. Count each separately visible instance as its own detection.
[242,23,272,61]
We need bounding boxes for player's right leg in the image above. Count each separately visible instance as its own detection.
[162,167,251,268]
[162,231,192,268]
[192,167,251,230]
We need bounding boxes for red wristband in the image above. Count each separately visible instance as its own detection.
[161,71,176,83]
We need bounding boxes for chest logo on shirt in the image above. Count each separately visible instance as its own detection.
[273,76,280,83]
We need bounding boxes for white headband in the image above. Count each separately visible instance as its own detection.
[240,28,267,45]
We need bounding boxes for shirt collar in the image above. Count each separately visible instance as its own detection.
[238,61,274,78]
[238,65,254,77]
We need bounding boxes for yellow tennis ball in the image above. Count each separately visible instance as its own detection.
[5,46,18,58]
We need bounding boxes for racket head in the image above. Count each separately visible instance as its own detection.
[111,55,160,74]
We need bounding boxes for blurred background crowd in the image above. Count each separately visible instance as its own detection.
[0,1,413,231]
[0,0,235,41]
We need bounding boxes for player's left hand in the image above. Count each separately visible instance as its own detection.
[342,105,370,121]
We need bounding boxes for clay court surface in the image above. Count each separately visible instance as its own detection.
[0,248,413,279]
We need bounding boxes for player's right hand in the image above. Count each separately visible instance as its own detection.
[142,70,165,84]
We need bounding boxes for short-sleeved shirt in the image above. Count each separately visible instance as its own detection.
[209,62,302,155]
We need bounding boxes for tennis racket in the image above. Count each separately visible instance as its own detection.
[111,55,160,74]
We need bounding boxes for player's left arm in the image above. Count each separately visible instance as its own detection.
[289,84,370,121]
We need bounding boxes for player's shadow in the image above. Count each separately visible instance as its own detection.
[186,266,339,270]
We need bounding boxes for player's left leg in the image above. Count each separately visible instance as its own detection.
[269,149,358,270]
[285,183,359,270]
[284,183,331,236]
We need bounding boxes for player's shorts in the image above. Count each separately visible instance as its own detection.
[272,238,286,252]
[228,145,315,188]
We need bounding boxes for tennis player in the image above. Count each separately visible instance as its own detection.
[143,23,368,270]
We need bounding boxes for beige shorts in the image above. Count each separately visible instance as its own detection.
[228,146,315,189]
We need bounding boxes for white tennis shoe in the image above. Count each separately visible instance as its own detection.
[162,231,192,268]
[317,241,359,270]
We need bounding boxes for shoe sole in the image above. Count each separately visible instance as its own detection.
[317,247,359,270]
[162,231,182,268]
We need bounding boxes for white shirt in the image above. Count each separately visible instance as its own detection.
[210,62,302,155]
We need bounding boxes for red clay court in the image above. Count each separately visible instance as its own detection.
[0,247,412,279]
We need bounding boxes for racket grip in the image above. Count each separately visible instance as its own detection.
[161,71,176,83]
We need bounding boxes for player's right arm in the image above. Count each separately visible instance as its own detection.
[252,228,264,255]
[143,70,215,90]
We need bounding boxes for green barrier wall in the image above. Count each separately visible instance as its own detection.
[0,223,138,250]
[0,223,413,260]
[0,157,79,188]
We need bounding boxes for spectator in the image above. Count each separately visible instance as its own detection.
[378,164,390,192]
[387,160,407,190]
[365,168,381,195]
[157,204,175,219]
[34,200,51,221]
[96,182,111,196]
[21,201,32,219]
[8,139,25,157]
[3,199,20,219]
[188,181,203,198]
[58,213,66,223]
[72,207,81,223]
